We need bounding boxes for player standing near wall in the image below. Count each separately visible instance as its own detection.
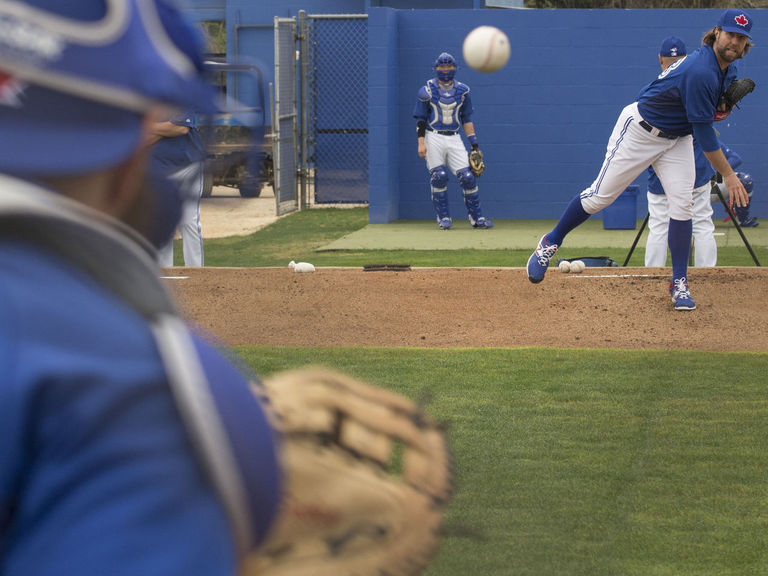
[645,36,719,268]
[150,110,207,267]
[526,9,754,311]
[414,52,493,230]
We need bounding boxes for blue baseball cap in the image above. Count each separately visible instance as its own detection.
[659,36,687,58]
[0,0,218,176]
[718,9,753,40]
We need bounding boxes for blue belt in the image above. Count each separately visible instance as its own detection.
[639,120,676,140]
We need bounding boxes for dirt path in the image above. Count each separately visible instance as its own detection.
[200,185,279,238]
[166,266,768,351]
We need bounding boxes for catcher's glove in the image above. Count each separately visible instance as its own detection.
[246,368,453,576]
[716,77,755,121]
[468,146,485,177]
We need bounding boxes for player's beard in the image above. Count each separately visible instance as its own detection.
[715,37,744,62]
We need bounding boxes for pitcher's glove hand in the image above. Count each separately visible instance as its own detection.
[246,367,453,576]
[716,77,755,121]
[468,146,485,177]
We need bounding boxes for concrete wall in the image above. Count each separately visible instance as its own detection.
[369,8,767,222]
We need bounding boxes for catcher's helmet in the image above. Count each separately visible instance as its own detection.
[737,171,754,195]
[434,52,457,82]
[0,0,216,176]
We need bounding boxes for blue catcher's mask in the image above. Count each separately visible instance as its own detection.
[434,52,457,83]
[737,171,754,195]
[0,0,220,249]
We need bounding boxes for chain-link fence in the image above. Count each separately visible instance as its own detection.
[272,13,368,210]
[273,17,299,216]
[304,14,368,204]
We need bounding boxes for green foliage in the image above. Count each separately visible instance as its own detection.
[241,346,768,576]
[200,20,226,56]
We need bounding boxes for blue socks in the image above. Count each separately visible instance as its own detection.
[668,218,693,280]
[547,195,591,246]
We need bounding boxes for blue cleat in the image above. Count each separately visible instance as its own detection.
[670,277,696,311]
[438,217,453,230]
[471,216,494,229]
[527,235,559,284]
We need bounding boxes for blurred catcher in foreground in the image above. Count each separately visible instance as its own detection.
[0,1,451,575]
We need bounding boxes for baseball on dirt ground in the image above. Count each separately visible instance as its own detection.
[570,260,586,273]
[558,260,571,273]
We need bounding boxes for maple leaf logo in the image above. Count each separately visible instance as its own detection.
[0,71,26,107]
[735,14,749,27]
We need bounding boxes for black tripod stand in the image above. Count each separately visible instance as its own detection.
[623,180,761,267]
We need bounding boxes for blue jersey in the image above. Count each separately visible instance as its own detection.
[638,45,735,137]
[152,110,206,172]
[0,176,280,575]
[413,78,474,131]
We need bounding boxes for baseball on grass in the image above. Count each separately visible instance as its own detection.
[570,260,586,273]
[462,26,510,73]
[558,260,571,273]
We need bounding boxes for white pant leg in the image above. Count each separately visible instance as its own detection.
[445,135,470,175]
[172,161,205,267]
[645,191,669,267]
[158,239,174,267]
[580,103,676,214]
[424,131,449,171]
[692,182,716,267]
[652,135,695,221]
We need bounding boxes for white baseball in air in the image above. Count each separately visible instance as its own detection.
[462,26,510,73]
[558,260,571,273]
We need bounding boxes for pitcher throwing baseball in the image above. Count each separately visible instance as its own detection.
[413,52,493,230]
[526,9,754,311]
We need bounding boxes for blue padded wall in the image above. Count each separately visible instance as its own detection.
[369,8,767,222]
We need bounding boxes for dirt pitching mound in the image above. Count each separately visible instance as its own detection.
[166,266,768,351]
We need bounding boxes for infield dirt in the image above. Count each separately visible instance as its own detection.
[166,266,768,352]
[185,187,768,352]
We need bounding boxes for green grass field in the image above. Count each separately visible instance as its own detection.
[194,209,768,575]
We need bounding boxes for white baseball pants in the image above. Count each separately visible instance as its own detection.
[645,182,716,267]
[159,161,204,267]
[580,102,695,222]
[424,131,469,173]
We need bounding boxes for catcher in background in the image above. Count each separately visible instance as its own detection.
[0,2,451,575]
[413,52,493,230]
[710,151,759,228]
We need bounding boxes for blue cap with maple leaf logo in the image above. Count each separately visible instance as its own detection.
[659,37,687,58]
[718,9,753,40]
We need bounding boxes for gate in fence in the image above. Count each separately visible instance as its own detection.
[272,11,368,213]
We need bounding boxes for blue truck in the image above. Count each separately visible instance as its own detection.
[200,60,273,198]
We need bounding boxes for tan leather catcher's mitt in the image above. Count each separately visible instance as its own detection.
[468,147,485,177]
[246,368,453,576]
